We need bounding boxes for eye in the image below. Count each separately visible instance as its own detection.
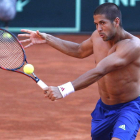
[94,23,97,26]
[101,22,105,25]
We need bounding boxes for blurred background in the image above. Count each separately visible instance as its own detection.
[1,0,140,34]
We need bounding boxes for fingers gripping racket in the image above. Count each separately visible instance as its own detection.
[0,28,48,90]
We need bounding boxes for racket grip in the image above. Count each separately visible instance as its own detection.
[37,80,48,90]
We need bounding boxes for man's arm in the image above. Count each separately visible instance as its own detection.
[18,29,93,58]
[45,40,140,101]
[72,40,140,90]
[45,34,93,58]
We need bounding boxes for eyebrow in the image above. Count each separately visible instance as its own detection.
[94,20,105,24]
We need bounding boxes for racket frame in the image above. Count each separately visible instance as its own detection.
[0,28,44,84]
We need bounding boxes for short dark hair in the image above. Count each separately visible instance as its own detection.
[94,3,122,27]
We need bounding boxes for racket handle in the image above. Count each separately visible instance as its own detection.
[37,80,48,90]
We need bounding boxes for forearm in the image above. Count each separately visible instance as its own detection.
[46,34,81,58]
[57,67,104,98]
[72,67,104,91]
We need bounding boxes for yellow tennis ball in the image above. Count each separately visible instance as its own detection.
[23,64,34,74]
[3,33,12,38]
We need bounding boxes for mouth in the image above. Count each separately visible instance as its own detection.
[99,33,104,38]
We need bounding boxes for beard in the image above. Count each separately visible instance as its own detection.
[103,32,116,41]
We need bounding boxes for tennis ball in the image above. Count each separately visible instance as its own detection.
[23,64,34,74]
[3,33,12,38]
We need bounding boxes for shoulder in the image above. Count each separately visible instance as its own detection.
[90,30,101,42]
[117,36,140,50]
[115,37,140,60]
[91,30,99,38]
[131,36,140,47]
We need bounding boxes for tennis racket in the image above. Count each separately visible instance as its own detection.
[0,28,48,90]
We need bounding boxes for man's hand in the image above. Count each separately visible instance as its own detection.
[18,29,48,48]
[44,86,63,101]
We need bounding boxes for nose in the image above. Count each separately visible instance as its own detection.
[97,25,102,32]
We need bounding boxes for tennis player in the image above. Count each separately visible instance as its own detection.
[18,3,140,140]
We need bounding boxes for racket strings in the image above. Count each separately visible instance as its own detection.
[0,30,24,69]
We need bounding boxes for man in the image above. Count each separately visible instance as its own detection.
[18,3,140,140]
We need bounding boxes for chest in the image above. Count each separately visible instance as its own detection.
[93,41,116,64]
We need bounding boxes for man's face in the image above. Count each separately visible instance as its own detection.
[93,14,116,41]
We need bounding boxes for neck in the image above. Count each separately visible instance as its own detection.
[108,28,126,46]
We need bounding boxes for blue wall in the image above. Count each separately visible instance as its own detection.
[7,0,140,33]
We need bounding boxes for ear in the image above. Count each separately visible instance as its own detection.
[114,17,120,27]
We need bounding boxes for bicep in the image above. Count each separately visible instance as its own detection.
[78,37,93,58]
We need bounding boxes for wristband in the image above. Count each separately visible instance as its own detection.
[58,82,75,98]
